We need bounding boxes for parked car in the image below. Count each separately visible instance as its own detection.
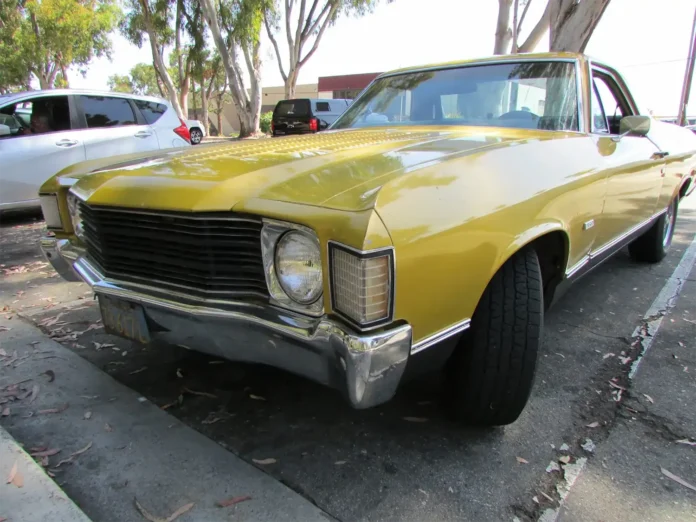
[40,53,696,425]
[271,98,351,136]
[186,119,206,144]
[0,90,191,212]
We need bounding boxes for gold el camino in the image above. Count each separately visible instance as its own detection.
[40,53,696,425]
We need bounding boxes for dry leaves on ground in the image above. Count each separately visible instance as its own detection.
[6,461,18,484]
[0,326,10,333]
[134,498,194,522]
[586,422,600,428]
[217,495,252,508]
[252,458,277,465]
[183,388,218,399]
[84,411,92,420]
[30,448,60,458]
[675,439,696,446]
[52,441,93,469]
[37,404,69,415]
[104,423,113,432]
[130,367,148,375]
[1,408,9,417]
[661,467,696,492]
[28,384,40,403]
[40,370,56,383]
[516,457,529,464]
[402,417,428,423]
[248,394,266,401]
[643,394,654,404]
[0,349,7,357]
[559,455,572,464]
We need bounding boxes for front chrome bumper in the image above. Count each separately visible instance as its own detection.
[40,237,412,409]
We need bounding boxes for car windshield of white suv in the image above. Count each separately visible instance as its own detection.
[331,61,579,132]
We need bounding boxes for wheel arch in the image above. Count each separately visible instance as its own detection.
[679,173,693,199]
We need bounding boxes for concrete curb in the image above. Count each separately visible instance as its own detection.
[0,424,93,522]
[0,315,332,522]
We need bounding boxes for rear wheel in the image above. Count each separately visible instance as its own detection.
[445,248,542,426]
[628,196,678,263]
[190,128,203,145]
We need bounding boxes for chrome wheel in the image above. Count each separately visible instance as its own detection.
[663,199,676,248]
[190,129,202,144]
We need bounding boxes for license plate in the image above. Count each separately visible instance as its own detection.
[275,131,285,135]
[98,295,150,344]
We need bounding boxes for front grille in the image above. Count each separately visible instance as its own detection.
[80,203,269,301]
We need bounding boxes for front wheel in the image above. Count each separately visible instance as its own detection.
[444,248,543,426]
[190,128,203,145]
[628,196,678,263]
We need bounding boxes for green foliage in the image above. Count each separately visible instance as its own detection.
[259,110,272,133]
[121,0,174,48]
[107,63,162,96]
[0,0,121,91]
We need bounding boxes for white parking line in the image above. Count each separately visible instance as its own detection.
[539,227,696,522]
[629,233,696,379]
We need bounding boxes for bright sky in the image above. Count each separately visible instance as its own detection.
[70,0,696,116]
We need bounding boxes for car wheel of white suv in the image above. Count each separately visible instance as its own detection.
[190,128,203,145]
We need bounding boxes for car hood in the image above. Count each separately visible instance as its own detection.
[63,127,558,212]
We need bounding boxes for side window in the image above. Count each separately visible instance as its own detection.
[133,100,167,124]
[592,71,631,134]
[0,95,71,138]
[315,101,331,112]
[80,96,137,128]
[591,82,609,133]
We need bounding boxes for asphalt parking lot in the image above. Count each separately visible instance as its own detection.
[1,198,695,522]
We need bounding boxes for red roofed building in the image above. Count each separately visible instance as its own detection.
[318,72,382,99]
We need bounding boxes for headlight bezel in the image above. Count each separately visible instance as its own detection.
[328,241,395,330]
[274,230,323,305]
[261,219,324,316]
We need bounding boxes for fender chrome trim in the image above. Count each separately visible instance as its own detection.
[411,318,471,355]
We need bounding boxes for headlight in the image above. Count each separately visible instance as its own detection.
[66,192,84,239]
[274,231,323,304]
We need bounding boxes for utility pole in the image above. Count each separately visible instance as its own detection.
[678,6,696,126]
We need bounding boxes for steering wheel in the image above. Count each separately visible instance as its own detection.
[499,110,539,121]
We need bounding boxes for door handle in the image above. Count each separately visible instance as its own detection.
[134,131,153,138]
[55,139,78,148]
[652,151,669,159]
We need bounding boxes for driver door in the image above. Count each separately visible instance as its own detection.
[589,67,665,251]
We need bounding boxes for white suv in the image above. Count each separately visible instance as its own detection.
[0,90,191,211]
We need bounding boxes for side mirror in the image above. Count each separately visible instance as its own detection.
[0,124,10,137]
[619,115,651,137]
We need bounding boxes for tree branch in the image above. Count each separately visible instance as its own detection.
[304,1,331,39]
[300,0,321,39]
[517,0,532,34]
[264,16,287,81]
[298,2,338,67]
[285,0,294,50]
[518,0,550,53]
[494,0,512,54]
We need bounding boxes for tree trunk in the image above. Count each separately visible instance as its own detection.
[139,0,185,120]
[550,0,611,52]
[494,0,513,54]
[217,107,223,137]
[201,81,209,135]
[200,0,261,138]
[192,80,198,119]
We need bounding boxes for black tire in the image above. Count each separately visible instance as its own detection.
[628,196,678,263]
[445,248,543,426]
[190,128,203,145]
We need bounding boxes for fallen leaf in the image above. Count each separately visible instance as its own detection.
[546,461,561,473]
[541,491,554,502]
[6,461,17,483]
[71,441,92,457]
[249,394,266,401]
[105,423,113,432]
[183,388,217,399]
[559,455,571,464]
[643,394,654,404]
[134,498,195,522]
[1,408,9,417]
[581,439,596,453]
[532,495,539,504]
[84,411,92,420]
[92,342,115,350]
[586,421,600,428]
[37,404,68,414]
[208,360,224,365]
[30,448,60,458]
[661,467,696,492]
[608,381,625,391]
[676,439,696,446]
[0,349,6,357]
[130,367,148,375]
[40,456,49,467]
[11,471,23,488]
[252,458,277,465]
[176,368,183,378]
[161,395,184,410]
[603,353,615,359]
[678,341,685,347]
[403,417,428,423]
[516,457,529,464]
[335,460,347,465]
[0,326,10,333]
[217,495,252,508]
[40,370,56,383]
[28,384,40,403]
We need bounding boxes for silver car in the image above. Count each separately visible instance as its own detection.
[0,90,192,212]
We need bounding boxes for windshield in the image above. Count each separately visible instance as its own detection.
[274,100,310,118]
[332,61,579,132]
